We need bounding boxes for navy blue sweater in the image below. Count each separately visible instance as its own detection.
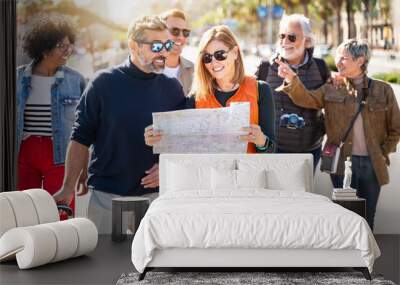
[71,58,186,196]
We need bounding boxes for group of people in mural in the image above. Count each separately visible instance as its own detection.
[16,9,400,232]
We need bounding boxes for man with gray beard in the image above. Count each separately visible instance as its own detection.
[54,16,186,233]
[256,14,330,171]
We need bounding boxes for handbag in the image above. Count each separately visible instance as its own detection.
[320,78,370,173]
[320,142,342,173]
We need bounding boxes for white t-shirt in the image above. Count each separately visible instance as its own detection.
[23,75,55,138]
[163,65,180,79]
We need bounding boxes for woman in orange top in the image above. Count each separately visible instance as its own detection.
[190,25,275,153]
[143,25,275,186]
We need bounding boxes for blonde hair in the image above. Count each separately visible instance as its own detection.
[192,25,245,101]
[160,9,187,21]
[127,16,167,42]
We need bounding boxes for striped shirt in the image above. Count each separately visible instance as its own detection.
[23,75,55,138]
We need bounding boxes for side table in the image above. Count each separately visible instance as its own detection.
[112,197,150,242]
[332,197,366,219]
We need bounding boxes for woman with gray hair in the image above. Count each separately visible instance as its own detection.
[276,38,400,230]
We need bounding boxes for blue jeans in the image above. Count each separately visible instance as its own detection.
[330,156,381,231]
[276,147,321,174]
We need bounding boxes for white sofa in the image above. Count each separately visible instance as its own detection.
[0,189,97,269]
[132,154,379,281]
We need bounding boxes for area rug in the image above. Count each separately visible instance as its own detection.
[116,271,396,285]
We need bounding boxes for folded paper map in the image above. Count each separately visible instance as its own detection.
[152,102,250,153]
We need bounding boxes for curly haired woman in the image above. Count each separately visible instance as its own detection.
[16,14,86,216]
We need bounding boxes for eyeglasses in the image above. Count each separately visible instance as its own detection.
[168,27,191,38]
[279,33,297,43]
[56,43,74,54]
[202,49,230,64]
[136,40,174,53]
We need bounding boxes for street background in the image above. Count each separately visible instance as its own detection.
[16,0,400,234]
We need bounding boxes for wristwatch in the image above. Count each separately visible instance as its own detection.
[256,136,273,152]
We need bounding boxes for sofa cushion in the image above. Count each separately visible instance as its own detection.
[0,191,39,228]
[0,196,17,238]
[0,218,97,269]
[24,189,59,224]
[0,189,59,238]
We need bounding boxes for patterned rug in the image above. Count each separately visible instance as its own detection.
[116,271,396,285]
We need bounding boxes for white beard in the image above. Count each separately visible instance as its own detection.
[279,45,306,62]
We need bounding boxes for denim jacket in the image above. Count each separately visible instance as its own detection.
[16,62,86,164]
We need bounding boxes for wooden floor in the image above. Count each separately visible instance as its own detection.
[0,235,398,285]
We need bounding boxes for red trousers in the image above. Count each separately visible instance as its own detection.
[17,136,74,214]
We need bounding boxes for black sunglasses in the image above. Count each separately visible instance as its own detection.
[136,40,174,53]
[202,49,230,64]
[279,33,297,43]
[168,27,191,38]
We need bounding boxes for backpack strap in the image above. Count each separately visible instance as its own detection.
[340,78,371,146]
[314,58,330,83]
[257,80,269,104]
[255,60,270,82]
